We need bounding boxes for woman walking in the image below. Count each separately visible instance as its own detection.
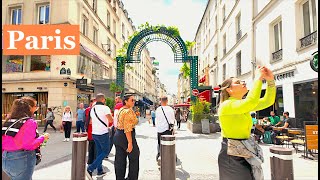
[62,106,73,142]
[175,108,182,130]
[2,96,50,180]
[43,108,57,133]
[218,66,276,180]
[114,94,140,180]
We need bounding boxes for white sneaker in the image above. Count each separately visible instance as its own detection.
[63,138,67,142]
[67,138,70,142]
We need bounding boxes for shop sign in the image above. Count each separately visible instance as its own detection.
[60,67,66,75]
[76,79,87,88]
[310,51,318,72]
[274,71,294,81]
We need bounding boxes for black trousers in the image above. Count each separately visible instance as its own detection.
[87,140,97,164]
[63,121,72,138]
[218,138,253,180]
[114,129,140,180]
[157,130,173,156]
[44,120,56,132]
[177,121,181,129]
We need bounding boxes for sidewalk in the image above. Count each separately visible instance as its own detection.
[33,117,318,180]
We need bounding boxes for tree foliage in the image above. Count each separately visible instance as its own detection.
[180,62,190,79]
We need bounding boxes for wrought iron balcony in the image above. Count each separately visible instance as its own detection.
[223,48,226,55]
[300,31,317,48]
[236,30,242,41]
[272,49,282,62]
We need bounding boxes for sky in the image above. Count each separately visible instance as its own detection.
[121,0,208,95]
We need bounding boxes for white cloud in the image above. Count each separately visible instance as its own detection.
[122,0,207,94]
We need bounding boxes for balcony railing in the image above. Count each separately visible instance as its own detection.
[223,17,226,23]
[214,56,217,62]
[223,48,226,56]
[272,49,282,62]
[122,34,125,40]
[236,30,242,41]
[300,31,317,48]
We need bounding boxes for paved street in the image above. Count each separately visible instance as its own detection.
[33,117,318,180]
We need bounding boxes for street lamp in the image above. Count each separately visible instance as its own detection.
[101,43,112,55]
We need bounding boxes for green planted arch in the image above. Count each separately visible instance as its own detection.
[116,24,198,101]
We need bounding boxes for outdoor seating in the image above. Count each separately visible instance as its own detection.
[302,121,318,160]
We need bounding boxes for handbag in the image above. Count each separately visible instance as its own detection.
[227,139,253,158]
[161,107,174,132]
[35,147,42,165]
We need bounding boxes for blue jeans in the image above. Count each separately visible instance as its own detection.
[87,133,110,173]
[76,121,85,133]
[2,150,36,180]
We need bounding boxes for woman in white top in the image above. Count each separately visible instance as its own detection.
[62,106,73,142]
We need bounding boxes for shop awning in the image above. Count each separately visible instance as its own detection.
[143,97,153,105]
[135,100,150,106]
[80,43,106,65]
[174,103,191,107]
[198,90,211,102]
[199,75,206,83]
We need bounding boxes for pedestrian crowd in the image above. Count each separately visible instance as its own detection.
[3,65,301,180]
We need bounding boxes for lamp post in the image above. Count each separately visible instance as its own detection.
[102,43,112,55]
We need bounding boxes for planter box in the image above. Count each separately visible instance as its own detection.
[187,120,216,134]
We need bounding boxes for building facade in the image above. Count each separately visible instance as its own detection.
[193,0,318,121]
[2,0,157,124]
[253,0,318,121]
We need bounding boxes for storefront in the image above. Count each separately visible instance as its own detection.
[2,92,48,120]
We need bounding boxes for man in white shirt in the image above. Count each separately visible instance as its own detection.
[86,93,113,179]
[155,96,176,161]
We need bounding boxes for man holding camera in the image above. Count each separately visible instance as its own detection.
[155,96,176,161]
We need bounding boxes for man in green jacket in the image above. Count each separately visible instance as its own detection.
[268,111,281,126]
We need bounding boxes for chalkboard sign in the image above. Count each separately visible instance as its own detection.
[76,79,87,88]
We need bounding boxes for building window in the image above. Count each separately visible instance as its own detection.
[122,23,125,39]
[294,80,318,125]
[222,5,226,23]
[31,55,51,71]
[11,8,22,25]
[92,0,97,13]
[5,56,24,73]
[93,27,98,44]
[82,16,88,36]
[113,20,116,37]
[223,63,226,80]
[38,4,50,24]
[107,11,111,29]
[300,0,317,48]
[113,44,117,58]
[236,13,242,41]
[215,15,218,31]
[272,20,282,62]
[223,34,226,55]
[236,51,241,77]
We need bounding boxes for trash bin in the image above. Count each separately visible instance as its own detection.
[269,147,294,180]
[201,119,210,134]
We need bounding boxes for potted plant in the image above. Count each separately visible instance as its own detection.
[187,98,213,133]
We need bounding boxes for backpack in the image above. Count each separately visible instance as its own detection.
[263,131,273,144]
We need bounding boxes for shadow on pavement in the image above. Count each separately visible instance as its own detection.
[35,154,72,170]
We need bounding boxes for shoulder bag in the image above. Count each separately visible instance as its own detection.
[93,107,108,128]
[161,107,174,133]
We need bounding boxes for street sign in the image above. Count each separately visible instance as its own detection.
[192,89,199,96]
[310,51,318,72]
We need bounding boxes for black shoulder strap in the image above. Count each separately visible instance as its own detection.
[93,107,108,128]
[161,107,170,126]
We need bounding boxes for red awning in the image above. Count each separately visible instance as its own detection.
[198,90,211,102]
[174,103,191,107]
[199,75,206,83]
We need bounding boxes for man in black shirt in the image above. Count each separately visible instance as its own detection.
[278,111,295,129]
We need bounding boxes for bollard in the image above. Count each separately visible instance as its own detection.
[2,170,10,180]
[160,135,176,180]
[71,132,88,180]
[269,147,294,180]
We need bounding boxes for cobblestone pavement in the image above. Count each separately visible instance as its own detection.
[33,117,318,180]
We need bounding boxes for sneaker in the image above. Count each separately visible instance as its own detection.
[97,171,106,177]
[85,169,93,180]
[156,154,160,161]
[104,156,109,159]
[63,138,67,142]
[67,138,70,142]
